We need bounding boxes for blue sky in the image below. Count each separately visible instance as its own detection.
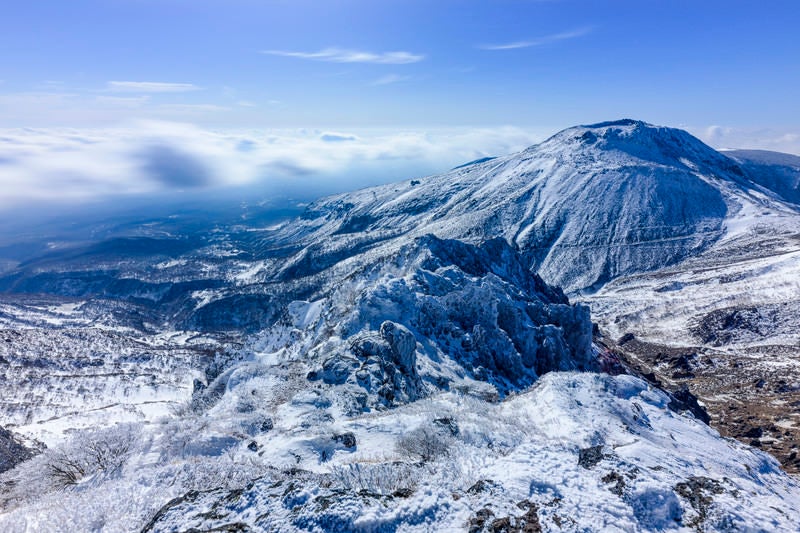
[0,0,799,209]
[2,0,798,129]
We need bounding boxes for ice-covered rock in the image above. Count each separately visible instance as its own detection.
[269,235,595,411]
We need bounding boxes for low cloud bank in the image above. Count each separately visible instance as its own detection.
[3,121,794,213]
[0,121,542,209]
[693,125,800,156]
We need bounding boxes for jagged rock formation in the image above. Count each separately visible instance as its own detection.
[198,235,595,415]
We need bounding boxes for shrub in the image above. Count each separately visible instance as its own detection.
[395,425,452,462]
[331,462,425,496]
[43,423,139,489]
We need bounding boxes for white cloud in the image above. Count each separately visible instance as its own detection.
[157,103,231,113]
[0,122,544,209]
[107,81,201,93]
[319,132,359,142]
[95,95,151,108]
[371,74,410,86]
[262,47,424,64]
[478,27,592,51]
[692,125,800,156]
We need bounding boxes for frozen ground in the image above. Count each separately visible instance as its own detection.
[1,120,799,530]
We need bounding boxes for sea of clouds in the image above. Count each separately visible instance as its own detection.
[0,121,543,210]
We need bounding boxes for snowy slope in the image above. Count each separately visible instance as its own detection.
[2,236,800,532]
[2,119,800,531]
[725,149,800,205]
[270,119,791,293]
[4,373,797,532]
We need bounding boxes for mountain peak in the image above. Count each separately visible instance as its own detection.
[581,118,651,129]
[537,118,737,174]
[548,118,685,146]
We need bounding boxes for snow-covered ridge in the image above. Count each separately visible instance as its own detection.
[2,120,800,531]
[3,233,800,532]
[272,119,796,294]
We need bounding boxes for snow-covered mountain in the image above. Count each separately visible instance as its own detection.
[724,149,800,205]
[273,119,785,293]
[1,119,800,531]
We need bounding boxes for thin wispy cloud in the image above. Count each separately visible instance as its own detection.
[262,47,424,64]
[478,27,591,51]
[107,81,201,93]
[95,95,150,108]
[371,74,410,86]
[158,103,231,113]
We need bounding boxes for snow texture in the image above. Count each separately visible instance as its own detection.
[2,120,800,531]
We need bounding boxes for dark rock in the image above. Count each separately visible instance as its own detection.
[392,487,414,498]
[618,333,635,345]
[669,354,696,379]
[192,378,206,394]
[601,471,626,496]
[467,479,497,495]
[489,517,512,532]
[741,427,763,439]
[471,502,542,533]
[667,385,711,425]
[0,425,36,473]
[433,417,460,437]
[517,503,543,533]
[247,441,259,452]
[641,372,661,386]
[578,445,604,469]
[674,476,726,528]
[332,432,357,449]
[468,508,495,533]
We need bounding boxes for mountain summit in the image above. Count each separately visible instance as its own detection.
[286,119,785,293]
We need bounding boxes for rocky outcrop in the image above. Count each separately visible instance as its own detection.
[0,425,36,474]
[300,235,594,409]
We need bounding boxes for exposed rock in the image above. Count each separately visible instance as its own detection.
[674,476,727,530]
[667,386,711,425]
[0,425,35,474]
[741,427,763,439]
[380,321,417,374]
[433,417,460,437]
[601,471,626,496]
[332,432,357,449]
[467,479,498,495]
[578,445,605,469]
